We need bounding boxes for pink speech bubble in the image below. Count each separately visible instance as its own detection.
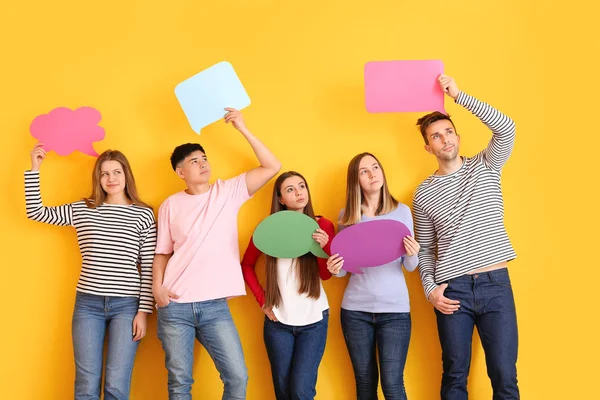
[331,219,411,274]
[365,60,445,113]
[30,107,105,157]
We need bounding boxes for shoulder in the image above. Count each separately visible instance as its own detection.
[316,216,335,230]
[132,204,156,221]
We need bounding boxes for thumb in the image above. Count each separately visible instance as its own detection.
[132,321,137,335]
[441,283,449,290]
[169,291,180,299]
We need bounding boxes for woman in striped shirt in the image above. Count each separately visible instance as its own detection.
[25,143,157,400]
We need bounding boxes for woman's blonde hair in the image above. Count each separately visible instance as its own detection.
[83,150,152,210]
[339,152,398,226]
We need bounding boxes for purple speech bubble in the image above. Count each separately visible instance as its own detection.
[331,219,411,274]
[365,60,445,113]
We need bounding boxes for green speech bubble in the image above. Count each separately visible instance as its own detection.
[252,210,329,259]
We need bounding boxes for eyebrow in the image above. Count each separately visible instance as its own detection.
[101,168,122,173]
[359,163,379,170]
[284,181,305,189]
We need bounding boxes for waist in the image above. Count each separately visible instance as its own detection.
[466,261,508,274]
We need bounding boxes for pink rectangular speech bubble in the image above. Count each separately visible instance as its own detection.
[365,60,445,113]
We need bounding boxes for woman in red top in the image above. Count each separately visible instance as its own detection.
[241,171,334,400]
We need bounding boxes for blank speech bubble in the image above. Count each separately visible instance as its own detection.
[175,61,251,134]
[365,59,445,113]
[252,211,329,259]
[331,219,411,274]
[30,107,105,157]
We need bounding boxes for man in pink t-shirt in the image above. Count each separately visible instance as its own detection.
[152,108,281,400]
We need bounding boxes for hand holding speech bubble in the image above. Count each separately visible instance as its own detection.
[252,211,329,259]
[175,61,251,133]
[331,219,411,274]
[365,59,445,114]
[30,107,105,157]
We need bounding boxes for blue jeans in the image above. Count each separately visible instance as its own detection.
[341,309,411,400]
[72,292,140,400]
[436,268,519,400]
[157,298,248,400]
[263,309,329,400]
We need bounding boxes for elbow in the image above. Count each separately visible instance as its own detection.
[272,159,282,175]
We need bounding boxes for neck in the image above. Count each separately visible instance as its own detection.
[105,192,131,205]
[362,190,381,216]
[185,182,211,195]
[436,156,464,176]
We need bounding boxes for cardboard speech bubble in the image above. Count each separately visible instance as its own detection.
[331,219,411,274]
[252,211,329,259]
[175,61,251,133]
[365,59,445,114]
[30,107,105,157]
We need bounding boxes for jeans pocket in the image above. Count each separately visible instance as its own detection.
[490,270,512,288]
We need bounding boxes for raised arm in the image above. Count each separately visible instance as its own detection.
[25,144,73,226]
[439,74,516,170]
[224,108,282,196]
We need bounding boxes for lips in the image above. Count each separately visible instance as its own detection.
[443,145,455,151]
[296,198,305,203]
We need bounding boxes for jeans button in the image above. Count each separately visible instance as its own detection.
[474,274,479,279]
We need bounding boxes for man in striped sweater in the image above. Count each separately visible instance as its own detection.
[413,75,519,400]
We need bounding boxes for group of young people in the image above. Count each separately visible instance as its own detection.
[25,75,520,400]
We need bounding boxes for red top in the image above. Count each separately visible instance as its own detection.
[241,216,335,307]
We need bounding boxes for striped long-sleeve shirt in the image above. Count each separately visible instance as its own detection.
[413,92,516,299]
[25,170,157,313]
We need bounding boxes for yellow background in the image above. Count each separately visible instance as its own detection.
[1,1,597,398]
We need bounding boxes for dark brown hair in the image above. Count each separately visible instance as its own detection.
[416,112,456,144]
[265,171,321,309]
[339,153,398,226]
[84,150,152,210]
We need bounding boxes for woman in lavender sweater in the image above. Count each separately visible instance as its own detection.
[327,152,420,400]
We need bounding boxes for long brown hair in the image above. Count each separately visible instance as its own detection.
[83,150,152,210]
[265,171,321,309]
[339,152,398,226]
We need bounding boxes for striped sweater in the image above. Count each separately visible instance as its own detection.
[413,92,517,299]
[25,171,157,313]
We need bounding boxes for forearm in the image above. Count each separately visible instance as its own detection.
[152,253,172,287]
[239,128,281,172]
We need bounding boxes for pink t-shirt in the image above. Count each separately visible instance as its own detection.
[155,173,251,303]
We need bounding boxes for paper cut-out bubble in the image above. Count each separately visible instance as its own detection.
[253,211,329,259]
[364,59,445,114]
[331,219,411,274]
[30,107,105,157]
[175,61,251,133]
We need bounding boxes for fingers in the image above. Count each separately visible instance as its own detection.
[132,321,145,341]
[312,229,329,246]
[403,236,420,255]
[326,254,344,274]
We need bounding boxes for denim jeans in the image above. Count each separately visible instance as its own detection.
[436,268,519,400]
[72,292,140,400]
[340,309,411,400]
[157,298,248,400]
[263,309,329,400]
